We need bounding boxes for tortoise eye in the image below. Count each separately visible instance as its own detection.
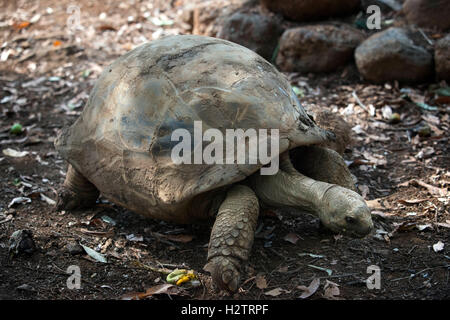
[345,216,356,224]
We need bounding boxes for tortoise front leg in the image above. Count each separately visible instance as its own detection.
[204,185,259,292]
[57,165,99,210]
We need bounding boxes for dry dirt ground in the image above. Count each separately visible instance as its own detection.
[0,0,449,300]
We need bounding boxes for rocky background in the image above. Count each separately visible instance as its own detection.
[188,0,449,83]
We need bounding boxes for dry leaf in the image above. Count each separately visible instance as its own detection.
[121,284,180,300]
[323,280,341,300]
[366,198,384,210]
[434,222,450,229]
[8,197,31,208]
[163,234,194,243]
[416,224,432,231]
[398,199,428,205]
[358,184,370,198]
[362,151,387,166]
[415,147,435,159]
[13,21,30,30]
[80,244,107,263]
[433,241,444,252]
[255,274,268,289]
[40,193,56,206]
[297,278,320,299]
[89,218,107,229]
[98,25,117,31]
[277,266,289,273]
[399,179,447,197]
[3,148,29,157]
[80,228,114,237]
[283,232,301,245]
[264,287,289,297]
[126,234,144,242]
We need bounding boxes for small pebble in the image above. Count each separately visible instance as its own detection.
[9,230,36,255]
[67,242,84,255]
[16,284,36,292]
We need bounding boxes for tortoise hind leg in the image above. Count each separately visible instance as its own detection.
[204,185,259,292]
[57,165,99,210]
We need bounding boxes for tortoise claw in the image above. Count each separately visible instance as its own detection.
[56,187,80,211]
[56,186,98,211]
[204,256,241,292]
[56,165,99,211]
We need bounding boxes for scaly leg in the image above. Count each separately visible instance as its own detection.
[204,185,259,292]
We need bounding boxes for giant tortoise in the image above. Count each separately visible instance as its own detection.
[55,35,373,292]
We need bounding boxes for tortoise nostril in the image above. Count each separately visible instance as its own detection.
[345,216,356,224]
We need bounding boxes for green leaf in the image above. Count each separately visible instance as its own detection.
[270,42,280,65]
[150,17,174,26]
[308,264,333,276]
[434,87,450,97]
[292,86,304,97]
[354,18,368,30]
[10,123,23,134]
[298,253,325,259]
[80,243,107,263]
[82,70,91,78]
[415,102,438,111]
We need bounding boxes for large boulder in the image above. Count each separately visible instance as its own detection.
[217,11,283,61]
[361,0,402,12]
[192,0,245,37]
[435,34,450,81]
[260,0,361,21]
[403,0,450,31]
[276,24,365,73]
[355,27,433,83]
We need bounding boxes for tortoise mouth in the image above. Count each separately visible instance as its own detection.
[326,224,373,239]
[345,227,373,238]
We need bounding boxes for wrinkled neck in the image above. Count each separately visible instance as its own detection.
[249,168,330,217]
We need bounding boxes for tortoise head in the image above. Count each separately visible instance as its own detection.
[318,186,373,238]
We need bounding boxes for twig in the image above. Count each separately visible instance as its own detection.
[352,91,371,115]
[391,264,450,282]
[408,245,418,255]
[131,260,172,274]
[418,28,433,46]
[156,262,188,269]
[241,276,256,286]
[317,273,358,279]
[268,248,289,261]
[0,215,13,224]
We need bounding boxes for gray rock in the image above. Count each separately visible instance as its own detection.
[435,34,450,81]
[355,27,433,83]
[403,0,450,31]
[361,0,402,12]
[276,24,365,73]
[260,0,360,21]
[67,242,84,255]
[192,0,249,37]
[9,229,36,256]
[217,11,283,61]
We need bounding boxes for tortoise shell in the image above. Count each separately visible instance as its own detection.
[55,35,329,223]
